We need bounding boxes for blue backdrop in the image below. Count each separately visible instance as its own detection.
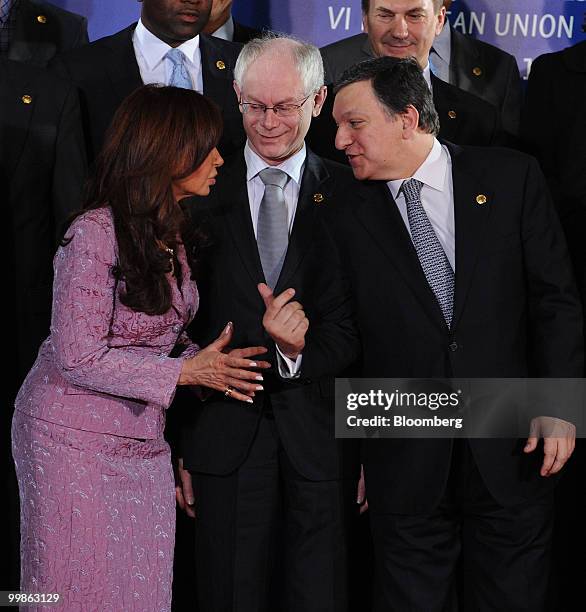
[52,1,586,78]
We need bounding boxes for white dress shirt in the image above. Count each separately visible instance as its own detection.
[422,62,433,90]
[244,141,306,376]
[132,19,203,92]
[430,22,452,84]
[386,138,455,271]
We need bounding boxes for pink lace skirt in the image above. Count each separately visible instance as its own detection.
[12,409,175,611]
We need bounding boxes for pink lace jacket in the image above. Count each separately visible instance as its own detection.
[15,207,199,439]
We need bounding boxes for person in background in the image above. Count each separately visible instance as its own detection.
[12,85,269,611]
[311,0,502,163]
[431,0,522,139]
[51,0,244,163]
[203,0,261,43]
[0,0,88,65]
[1,55,87,593]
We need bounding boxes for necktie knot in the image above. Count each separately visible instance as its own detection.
[165,48,185,66]
[401,178,424,203]
[165,48,193,89]
[259,168,288,190]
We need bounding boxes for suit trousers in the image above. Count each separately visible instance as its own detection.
[191,412,353,612]
[369,440,554,612]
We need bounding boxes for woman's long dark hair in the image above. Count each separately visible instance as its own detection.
[68,85,222,315]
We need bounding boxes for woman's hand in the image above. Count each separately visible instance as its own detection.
[178,322,270,402]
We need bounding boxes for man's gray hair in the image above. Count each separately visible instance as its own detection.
[234,33,324,95]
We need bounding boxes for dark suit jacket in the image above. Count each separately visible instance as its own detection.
[327,142,583,514]
[0,58,87,386]
[51,24,245,163]
[449,25,522,139]
[7,0,88,66]
[232,19,262,44]
[522,41,586,310]
[179,148,361,481]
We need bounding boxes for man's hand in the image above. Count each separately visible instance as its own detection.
[524,416,576,477]
[175,458,196,518]
[258,283,309,359]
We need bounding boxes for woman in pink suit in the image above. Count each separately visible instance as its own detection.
[12,85,269,611]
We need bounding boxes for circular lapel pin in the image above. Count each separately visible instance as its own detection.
[37,15,47,24]
[472,66,483,77]
[313,193,324,203]
[216,60,226,70]
[21,95,32,104]
[447,110,457,119]
[476,194,487,205]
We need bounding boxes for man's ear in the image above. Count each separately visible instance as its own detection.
[401,105,420,138]
[312,85,328,117]
[435,6,447,35]
[233,81,243,113]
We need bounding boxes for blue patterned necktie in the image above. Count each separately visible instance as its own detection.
[0,0,13,25]
[257,168,289,289]
[402,178,454,327]
[165,48,193,89]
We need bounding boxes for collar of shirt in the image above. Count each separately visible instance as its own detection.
[244,141,306,186]
[211,15,234,42]
[421,62,432,90]
[432,22,451,66]
[134,19,201,73]
[387,138,446,199]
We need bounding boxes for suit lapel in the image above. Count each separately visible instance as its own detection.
[200,35,234,107]
[221,155,265,285]
[448,143,491,329]
[102,25,143,102]
[274,150,325,292]
[353,181,447,327]
[0,60,35,177]
[449,27,479,92]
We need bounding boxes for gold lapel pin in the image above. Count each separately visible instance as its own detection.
[313,193,324,203]
[36,14,47,24]
[21,95,32,104]
[447,110,457,119]
[472,66,483,77]
[216,60,226,70]
[476,194,487,205]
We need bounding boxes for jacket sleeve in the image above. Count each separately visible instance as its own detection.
[50,213,185,408]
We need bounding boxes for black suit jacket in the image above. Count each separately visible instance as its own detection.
[179,148,361,481]
[7,0,88,66]
[0,58,87,385]
[232,19,262,44]
[522,41,586,311]
[51,24,245,162]
[449,25,522,139]
[327,142,583,513]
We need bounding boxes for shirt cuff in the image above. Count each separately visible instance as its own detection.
[276,346,303,379]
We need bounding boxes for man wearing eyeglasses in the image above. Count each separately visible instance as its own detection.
[175,33,361,612]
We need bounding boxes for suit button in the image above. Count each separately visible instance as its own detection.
[449,342,459,352]
[173,324,182,333]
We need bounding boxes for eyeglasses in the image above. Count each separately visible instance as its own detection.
[239,94,313,118]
